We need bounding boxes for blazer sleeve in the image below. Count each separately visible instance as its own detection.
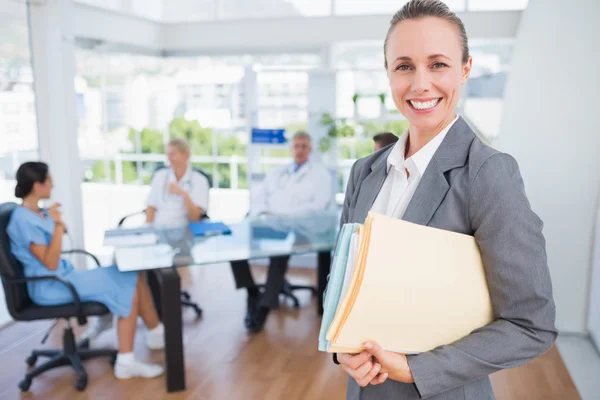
[406,153,557,398]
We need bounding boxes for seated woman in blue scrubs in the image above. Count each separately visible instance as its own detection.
[7,162,165,380]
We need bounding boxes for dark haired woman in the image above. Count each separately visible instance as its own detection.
[7,161,165,380]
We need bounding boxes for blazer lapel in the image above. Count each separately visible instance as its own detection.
[402,117,476,226]
[352,147,392,223]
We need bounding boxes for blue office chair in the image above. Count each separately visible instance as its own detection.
[117,166,211,318]
[0,202,117,392]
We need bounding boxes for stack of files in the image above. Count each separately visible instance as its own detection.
[188,221,232,237]
[103,227,158,247]
[319,212,493,354]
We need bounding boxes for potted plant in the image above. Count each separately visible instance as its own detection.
[378,92,388,120]
[352,93,360,119]
[318,112,356,153]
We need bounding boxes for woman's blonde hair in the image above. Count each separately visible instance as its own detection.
[167,138,190,154]
[383,0,470,69]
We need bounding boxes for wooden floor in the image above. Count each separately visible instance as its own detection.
[0,264,580,400]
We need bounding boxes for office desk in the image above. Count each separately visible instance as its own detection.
[105,211,339,393]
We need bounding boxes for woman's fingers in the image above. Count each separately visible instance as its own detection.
[338,351,371,370]
[344,359,374,381]
[370,372,389,386]
[356,363,382,387]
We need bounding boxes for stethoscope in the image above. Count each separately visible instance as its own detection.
[277,163,310,190]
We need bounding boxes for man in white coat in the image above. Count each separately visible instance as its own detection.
[232,131,333,332]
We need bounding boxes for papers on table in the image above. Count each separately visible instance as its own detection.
[103,227,158,247]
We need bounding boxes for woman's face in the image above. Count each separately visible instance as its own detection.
[34,174,53,199]
[385,17,472,134]
[167,145,190,170]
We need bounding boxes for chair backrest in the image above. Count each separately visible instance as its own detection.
[0,202,32,319]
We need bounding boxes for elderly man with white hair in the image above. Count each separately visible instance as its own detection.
[231,131,334,333]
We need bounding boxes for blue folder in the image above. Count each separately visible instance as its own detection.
[251,226,289,240]
[188,221,232,237]
[318,223,361,351]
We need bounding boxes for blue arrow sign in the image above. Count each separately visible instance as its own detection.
[251,128,287,144]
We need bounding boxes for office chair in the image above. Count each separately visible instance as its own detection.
[0,202,117,392]
[259,279,316,309]
[116,166,212,319]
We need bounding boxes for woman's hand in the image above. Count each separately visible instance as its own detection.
[363,341,414,384]
[337,351,389,387]
[168,183,186,197]
[48,203,63,224]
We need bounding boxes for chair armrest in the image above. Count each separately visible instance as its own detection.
[61,249,101,267]
[118,209,147,227]
[4,275,87,325]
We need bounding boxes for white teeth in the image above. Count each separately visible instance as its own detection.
[410,99,440,110]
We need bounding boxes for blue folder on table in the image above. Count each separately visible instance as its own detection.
[188,221,232,237]
[251,226,290,240]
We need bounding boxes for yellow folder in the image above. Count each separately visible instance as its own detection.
[326,212,493,354]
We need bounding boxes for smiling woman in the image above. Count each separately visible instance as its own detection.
[331,1,557,399]
[383,1,472,154]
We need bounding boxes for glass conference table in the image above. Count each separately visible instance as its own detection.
[104,211,340,393]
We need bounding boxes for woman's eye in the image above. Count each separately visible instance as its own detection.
[395,64,411,71]
[432,62,448,69]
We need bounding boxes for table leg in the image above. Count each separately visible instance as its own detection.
[149,268,185,393]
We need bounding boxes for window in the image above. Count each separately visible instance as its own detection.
[467,0,528,11]
[75,50,253,256]
[334,0,465,15]
[220,0,331,20]
[0,1,39,327]
[74,0,332,22]
[463,39,516,140]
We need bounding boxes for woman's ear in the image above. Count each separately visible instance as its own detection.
[461,57,473,85]
[31,181,40,195]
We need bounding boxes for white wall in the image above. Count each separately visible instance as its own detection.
[494,0,600,333]
[163,11,521,55]
[71,4,521,55]
[589,203,600,349]
[72,2,162,53]
[30,0,86,252]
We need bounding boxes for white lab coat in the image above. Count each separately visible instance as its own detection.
[252,161,334,216]
[146,166,209,227]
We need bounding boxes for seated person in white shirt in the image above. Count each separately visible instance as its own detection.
[82,138,209,342]
[231,131,333,333]
[146,138,209,226]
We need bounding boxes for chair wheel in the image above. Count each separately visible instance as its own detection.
[194,307,203,318]
[75,377,87,392]
[181,292,191,300]
[109,354,117,366]
[26,354,37,367]
[18,378,32,392]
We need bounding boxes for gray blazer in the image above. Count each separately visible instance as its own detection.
[340,117,557,400]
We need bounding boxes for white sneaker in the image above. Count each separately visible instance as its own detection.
[114,358,164,379]
[145,323,165,350]
[81,314,113,343]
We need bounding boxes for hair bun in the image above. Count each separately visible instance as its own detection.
[14,184,24,199]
